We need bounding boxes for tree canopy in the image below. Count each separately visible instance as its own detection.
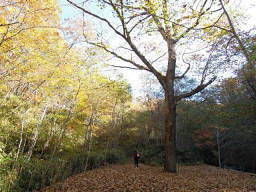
[0,0,255,191]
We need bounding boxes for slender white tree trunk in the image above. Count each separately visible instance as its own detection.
[27,106,47,160]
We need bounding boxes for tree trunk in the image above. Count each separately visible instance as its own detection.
[83,96,99,151]
[164,38,177,173]
[216,130,221,168]
[164,93,177,173]
[16,108,30,160]
[16,119,25,161]
[27,106,47,160]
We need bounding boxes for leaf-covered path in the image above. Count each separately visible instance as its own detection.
[40,164,256,192]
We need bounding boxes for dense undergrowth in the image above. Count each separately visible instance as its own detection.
[138,145,204,167]
[0,149,127,192]
[1,145,206,191]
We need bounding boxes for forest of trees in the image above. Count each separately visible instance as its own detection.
[0,0,255,191]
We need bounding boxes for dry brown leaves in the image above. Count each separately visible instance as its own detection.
[39,164,256,192]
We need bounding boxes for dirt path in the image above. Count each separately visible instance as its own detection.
[40,164,256,192]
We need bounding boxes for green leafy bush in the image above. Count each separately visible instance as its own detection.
[139,145,203,166]
[0,143,15,192]
[105,149,126,164]
[139,145,165,166]
[2,150,126,192]
[177,148,203,165]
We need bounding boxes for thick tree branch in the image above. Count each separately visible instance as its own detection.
[175,76,216,101]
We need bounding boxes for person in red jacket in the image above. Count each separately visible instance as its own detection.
[134,150,140,168]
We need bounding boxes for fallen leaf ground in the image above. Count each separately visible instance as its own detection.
[39,164,256,192]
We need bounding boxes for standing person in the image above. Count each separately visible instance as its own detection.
[134,150,140,168]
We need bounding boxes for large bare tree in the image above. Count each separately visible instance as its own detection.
[67,0,228,172]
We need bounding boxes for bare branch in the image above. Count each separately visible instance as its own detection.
[125,34,166,86]
[0,22,19,27]
[148,12,168,41]
[67,0,124,38]
[128,15,151,33]
[212,25,231,32]
[201,50,214,84]
[224,36,235,61]
[108,0,127,37]
[118,46,133,52]
[151,52,167,64]
[0,25,61,46]
[176,0,209,41]
[175,57,190,80]
[108,64,146,70]
[125,12,148,25]
[68,0,165,85]
[0,24,10,47]
[175,76,217,101]
[194,12,225,31]
[85,40,149,71]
